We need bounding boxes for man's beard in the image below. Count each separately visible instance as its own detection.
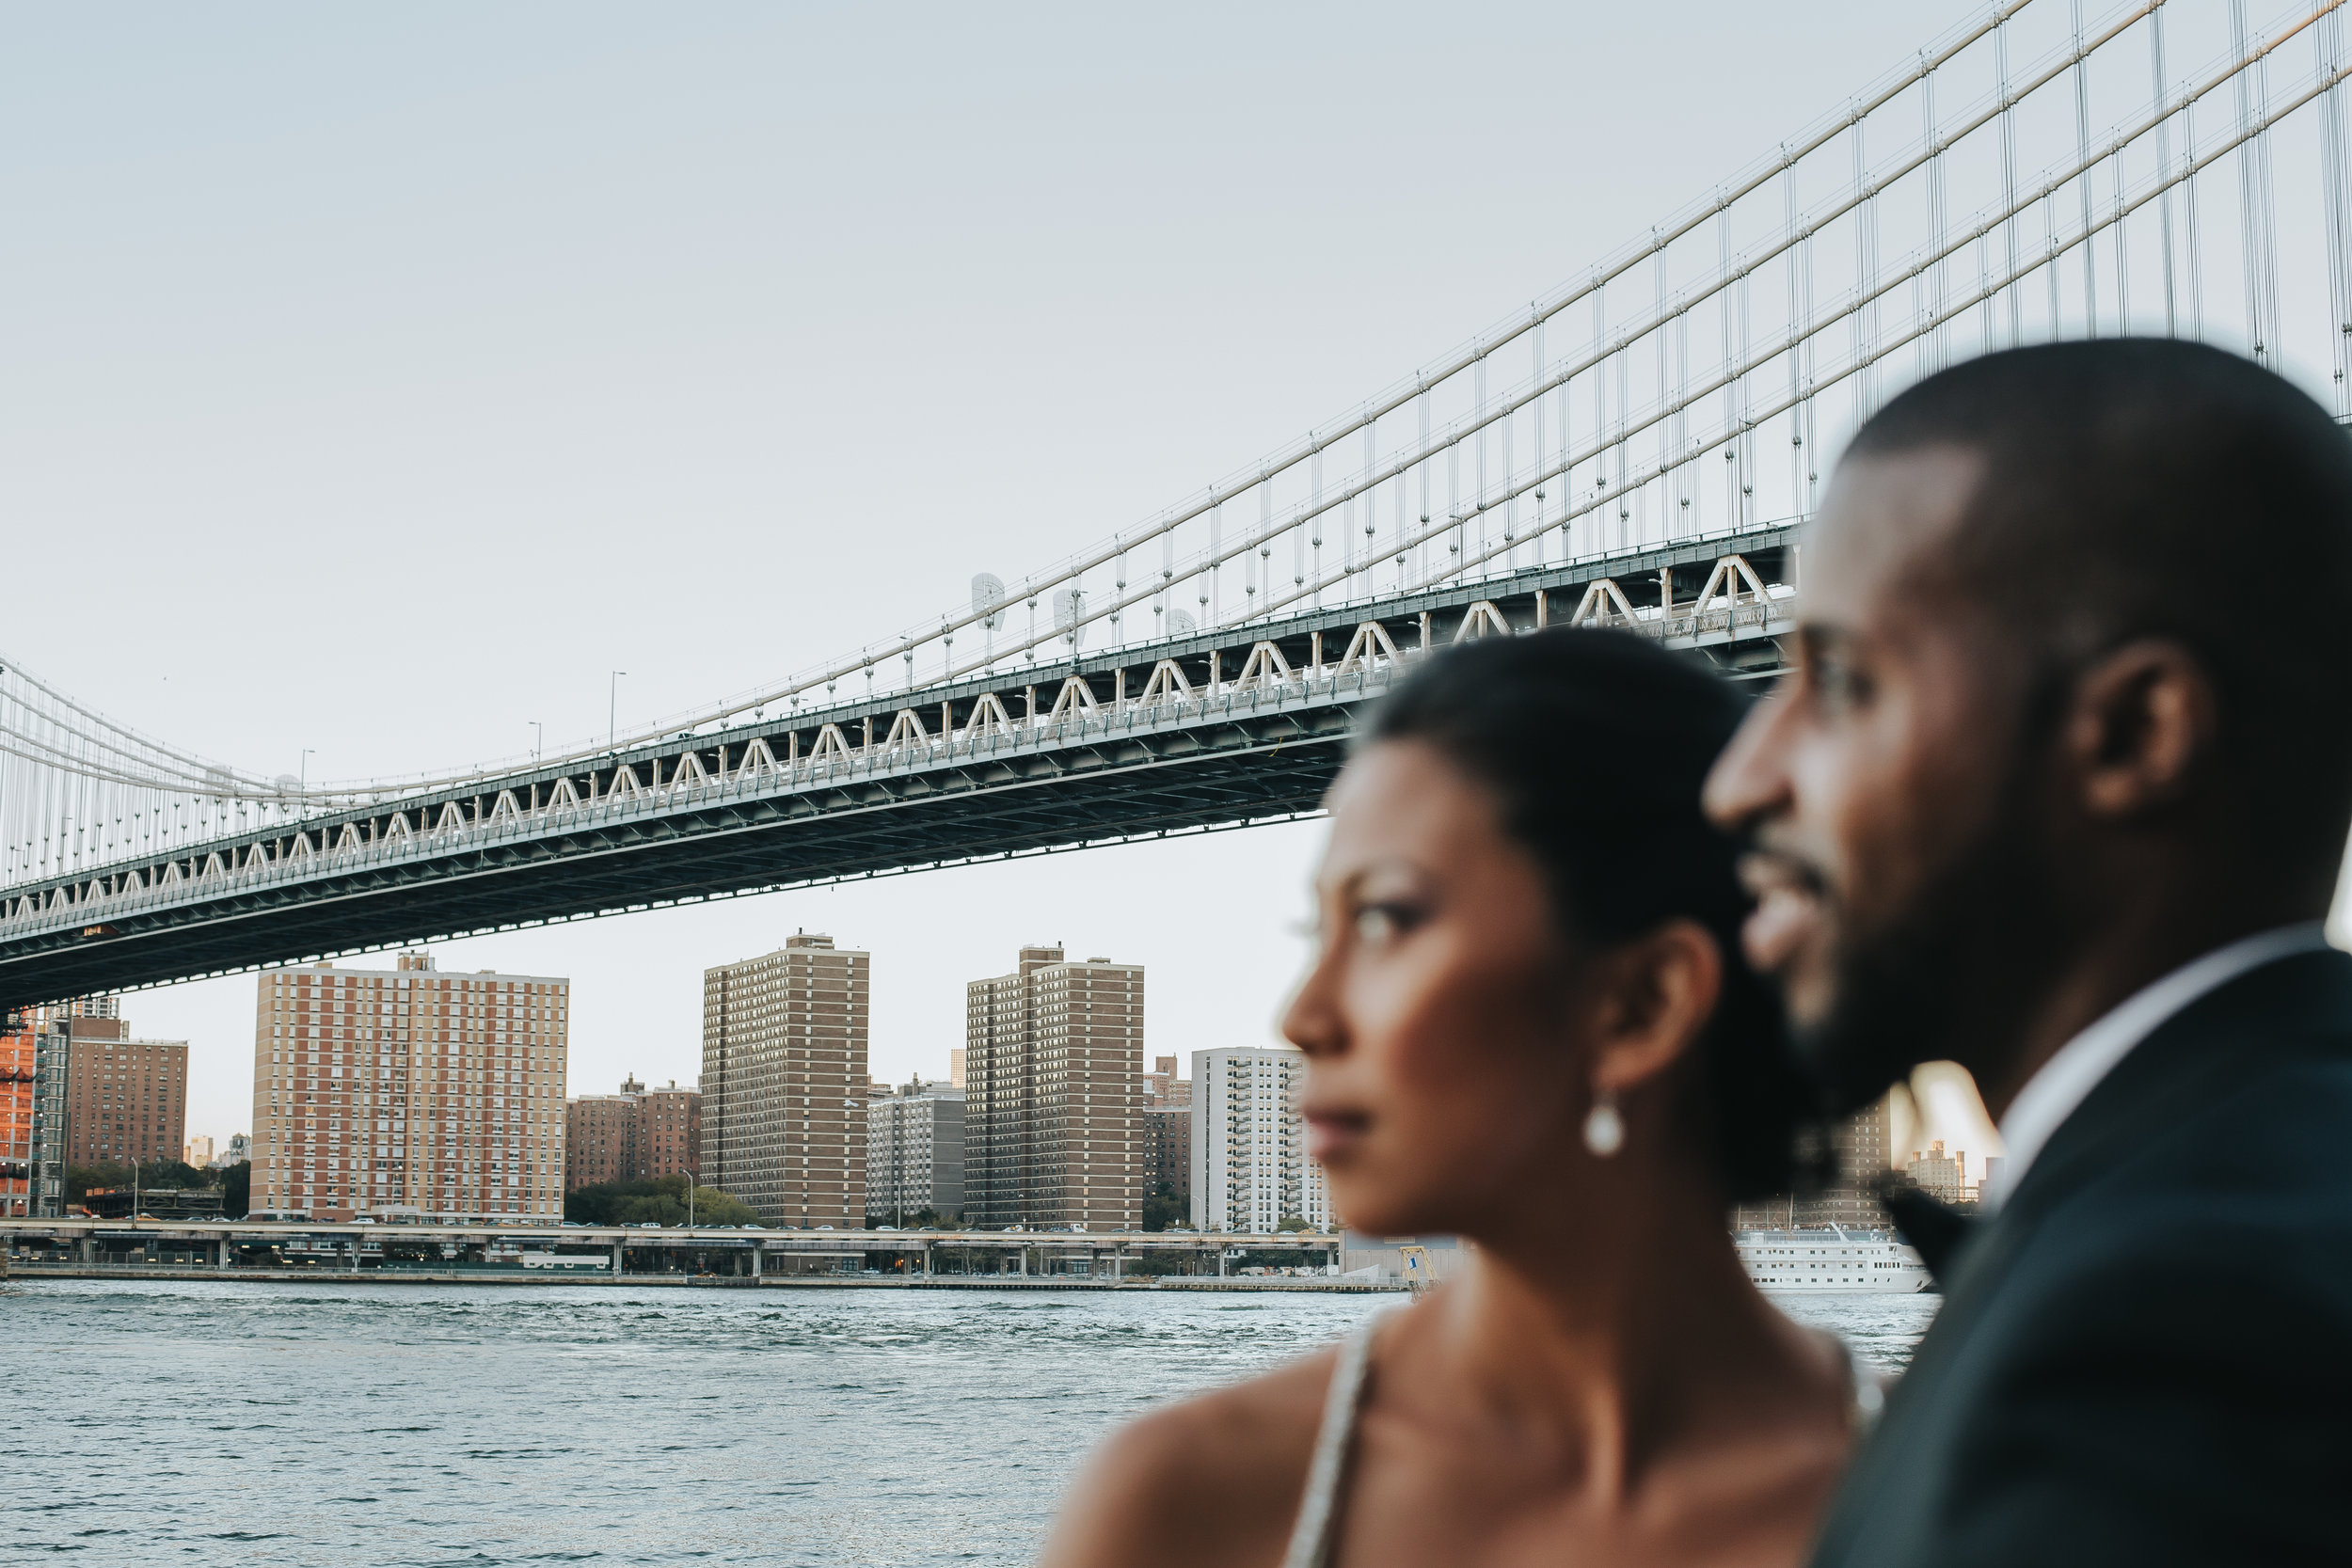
[1794,776,2069,1118]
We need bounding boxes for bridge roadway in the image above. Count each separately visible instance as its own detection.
[0,528,1793,1008]
[0,1216,1347,1282]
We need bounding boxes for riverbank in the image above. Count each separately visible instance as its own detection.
[5,1262,1405,1291]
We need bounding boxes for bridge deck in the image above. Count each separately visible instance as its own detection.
[0,534,1792,1006]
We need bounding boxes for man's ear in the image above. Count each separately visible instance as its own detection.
[1589,919,1722,1096]
[2062,639,2218,818]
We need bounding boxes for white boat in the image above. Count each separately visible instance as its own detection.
[1737,1226,1931,1293]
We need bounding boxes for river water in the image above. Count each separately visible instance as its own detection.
[0,1279,1937,1566]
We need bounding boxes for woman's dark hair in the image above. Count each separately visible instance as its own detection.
[1365,626,1823,1200]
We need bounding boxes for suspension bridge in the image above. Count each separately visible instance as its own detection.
[5,0,2350,1009]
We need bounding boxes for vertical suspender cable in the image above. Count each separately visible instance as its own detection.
[1473,356,1489,565]
[1529,314,1546,565]
[1998,15,2024,346]
[1590,281,1607,554]
[1852,113,1881,414]
[2151,4,2180,334]
[2231,0,2282,364]
[2074,0,2101,333]
[1924,54,1952,372]
[2316,4,2352,410]
[1417,381,1433,584]
[2183,94,2206,337]
[1307,439,1321,607]
[1665,236,1684,535]
[2113,142,2135,332]
[1785,152,1804,516]
[1716,214,1736,533]
[1206,500,1221,626]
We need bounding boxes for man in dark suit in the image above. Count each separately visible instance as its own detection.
[1704,338,2352,1566]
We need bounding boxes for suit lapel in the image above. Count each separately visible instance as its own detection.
[1811,948,2352,1566]
[2000,947,2352,1228]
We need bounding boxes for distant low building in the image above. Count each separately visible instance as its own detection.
[866,1078,964,1224]
[1905,1139,1969,1205]
[1731,1095,1895,1232]
[1144,1103,1190,1209]
[1143,1055,1188,1108]
[565,1075,702,1191]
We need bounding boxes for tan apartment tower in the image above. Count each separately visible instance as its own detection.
[700,932,868,1227]
[965,944,1143,1231]
[249,950,569,1223]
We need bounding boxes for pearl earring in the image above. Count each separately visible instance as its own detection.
[1583,1088,1625,1158]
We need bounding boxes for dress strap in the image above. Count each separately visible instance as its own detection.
[1279,1313,1386,1568]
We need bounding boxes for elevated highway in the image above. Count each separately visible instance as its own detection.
[1,1215,1360,1285]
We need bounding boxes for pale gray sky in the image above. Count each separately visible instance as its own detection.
[4,2,2026,1150]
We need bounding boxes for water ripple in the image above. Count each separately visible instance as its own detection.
[2,1278,1932,1565]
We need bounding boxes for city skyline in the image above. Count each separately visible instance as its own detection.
[6,0,2003,1152]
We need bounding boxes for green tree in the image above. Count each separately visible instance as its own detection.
[65,1159,204,1199]
[565,1174,755,1227]
[1141,1180,1184,1232]
[1276,1214,1312,1233]
[221,1161,250,1219]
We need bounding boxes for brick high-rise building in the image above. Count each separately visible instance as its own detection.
[1734,1094,1896,1231]
[965,944,1143,1231]
[565,1077,644,1192]
[701,932,869,1227]
[249,950,569,1223]
[641,1080,700,1181]
[1141,1053,1190,1212]
[1144,1104,1190,1210]
[59,1016,189,1169]
[564,1075,702,1192]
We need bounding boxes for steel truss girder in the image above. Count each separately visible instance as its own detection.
[0,538,1794,1008]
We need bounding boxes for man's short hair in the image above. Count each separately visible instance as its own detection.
[1847,338,2352,878]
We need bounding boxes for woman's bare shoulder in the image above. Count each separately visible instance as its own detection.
[1037,1344,1338,1568]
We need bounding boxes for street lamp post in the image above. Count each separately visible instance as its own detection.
[609,673,627,749]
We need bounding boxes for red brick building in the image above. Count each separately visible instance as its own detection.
[60,1017,189,1169]
[564,1077,701,1192]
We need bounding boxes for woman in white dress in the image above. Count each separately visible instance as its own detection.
[1042,628,1865,1568]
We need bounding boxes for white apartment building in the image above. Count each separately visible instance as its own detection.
[249,950,569,1222]
[1189,1046,1327,1233]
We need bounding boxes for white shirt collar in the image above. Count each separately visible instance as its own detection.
[1980,922,2334,1210]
